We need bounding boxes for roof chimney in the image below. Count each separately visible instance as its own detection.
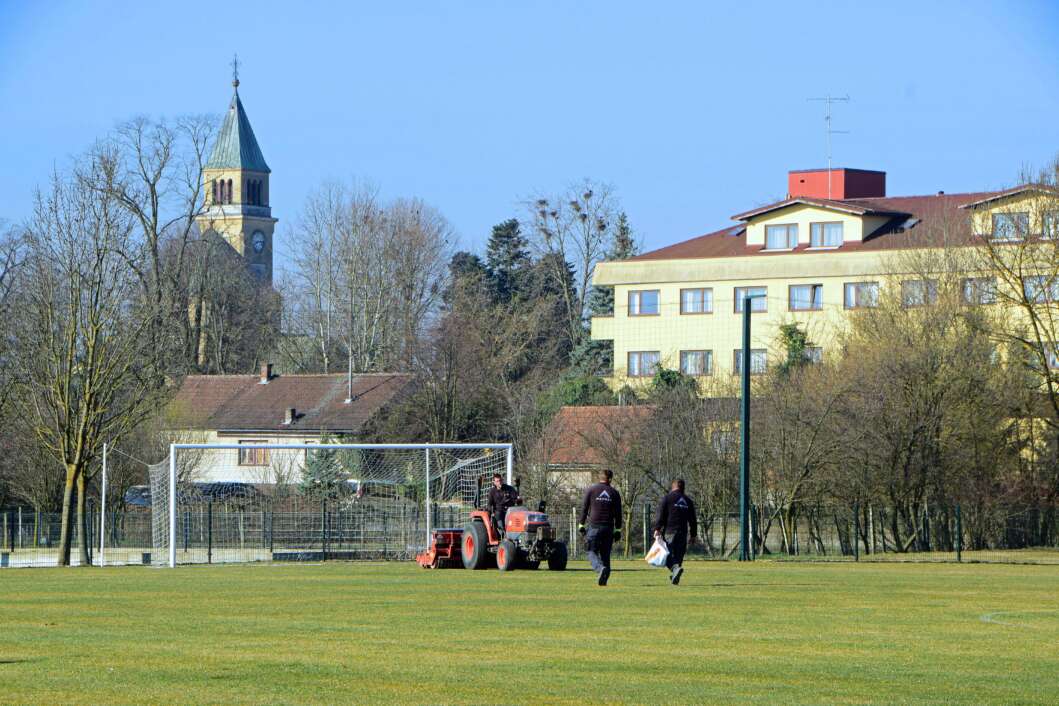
[788,168,886,200]
[283,407,296,425]
[260,363,273,384]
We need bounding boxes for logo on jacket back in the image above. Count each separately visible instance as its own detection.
[675,497,689,509]
[597,489,611,502]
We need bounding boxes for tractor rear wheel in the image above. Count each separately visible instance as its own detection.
[461,522,490,570]
[547,542,568,571]
[497,540,518,572]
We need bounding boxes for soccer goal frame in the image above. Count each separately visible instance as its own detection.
[162,442,513,568]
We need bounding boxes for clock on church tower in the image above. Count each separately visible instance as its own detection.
[195,63,277,285]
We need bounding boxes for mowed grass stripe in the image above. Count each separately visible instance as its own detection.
[1,561,1057,704]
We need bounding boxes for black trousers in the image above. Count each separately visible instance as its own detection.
[664,530,687,569]
[585,525,613,573]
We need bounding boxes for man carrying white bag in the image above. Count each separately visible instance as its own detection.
[650,478,698,585]
[645,536,669,567]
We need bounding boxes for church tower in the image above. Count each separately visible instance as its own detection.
[197,63,276,284]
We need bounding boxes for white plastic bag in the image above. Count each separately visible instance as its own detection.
[645,536,669,567]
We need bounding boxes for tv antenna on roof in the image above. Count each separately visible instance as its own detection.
[807,94,850,199]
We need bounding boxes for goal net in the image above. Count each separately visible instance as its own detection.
[147,443,511,567]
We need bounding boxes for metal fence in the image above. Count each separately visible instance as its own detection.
[3,500,1057,568]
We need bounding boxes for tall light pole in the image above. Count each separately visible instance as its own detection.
[739,293,764,561]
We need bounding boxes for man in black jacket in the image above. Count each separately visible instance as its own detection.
[486,473,518,533]
[653,478,697,585]
[578,468,622,586]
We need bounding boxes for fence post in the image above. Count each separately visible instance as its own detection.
[207,500,213,564]
[2,512,8,551]
[922,506,931,552]
[570,506,577,557]
[322,499,328,561]
[642,503,649,554]
[853,502,860,562]
[955,504,962,563]
[17,507,23,550]
[268,510,274,554]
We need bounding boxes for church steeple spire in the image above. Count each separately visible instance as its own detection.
[198,60,277,284]
[231,53,240,90]
[206,61,270,173]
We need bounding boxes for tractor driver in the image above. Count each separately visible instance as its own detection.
[486,473,518,533]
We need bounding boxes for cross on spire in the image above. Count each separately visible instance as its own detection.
[231,54,240,89]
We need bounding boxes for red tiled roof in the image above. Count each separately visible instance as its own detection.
[543,405,655,466]
[169,373,412,433]
[628,190,1003,262]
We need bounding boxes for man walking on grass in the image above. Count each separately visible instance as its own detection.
[578,468,622,586]
[653,478,697,585]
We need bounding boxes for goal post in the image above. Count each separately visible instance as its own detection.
[154,442,513,568]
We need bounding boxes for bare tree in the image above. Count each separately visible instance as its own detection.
[87,115,215,374]
[14,164,168,565]
[526,180,618,346]
[283,184,451,376]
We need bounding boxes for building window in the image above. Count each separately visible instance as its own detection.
[1044,211,1059,240]
[225,179,233,205]
[628,351,660,377]
[962,277,997,305]
[680,288,713,314]
[238,441,270,466]
[992,212,1028,241]
[764,224,798,250]
[711,429,736,456]
[628,290,660,316]
[680,350,712,376]
[789,284,823,311]
[734,286,767,313]
[804,346,823,364]
[1024,275,1059,303]
[901,279,938,307]
[211,179,218,204]
[844,282,879,309]
[733,349,767,376]
[810,222,843,248]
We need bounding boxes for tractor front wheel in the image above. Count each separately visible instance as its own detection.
[497,540,518,572]
[461,522,490,570]
[547,542,568,571]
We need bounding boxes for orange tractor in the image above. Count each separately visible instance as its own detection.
[416,480,568,571]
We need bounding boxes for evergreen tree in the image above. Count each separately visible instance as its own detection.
[444,251,490,305]
[300,437,347,500]
[485,219,530,303]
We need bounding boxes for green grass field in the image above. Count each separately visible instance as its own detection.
[2,561,1058,704]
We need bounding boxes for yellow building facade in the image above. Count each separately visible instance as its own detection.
[590,168,1059,389]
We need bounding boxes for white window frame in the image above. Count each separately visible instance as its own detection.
[238,440,270,467]
[628,351,661,377]
[733,349,767,376]
[734,286,768,313]
[789,284,823,311]
[992,212,1029,241]
[962,277,997,305]
[809,221,843,248]
[679,350,713,377]
[1024,275,1059,304]
[1043,211,1059,240]
[844,281,879,309]
[764,223,798,251]
[680,288,713,315]
[901,279,938,307]
[628,289,660,316]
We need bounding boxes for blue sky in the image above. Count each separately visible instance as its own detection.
[2,1,1058,256]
